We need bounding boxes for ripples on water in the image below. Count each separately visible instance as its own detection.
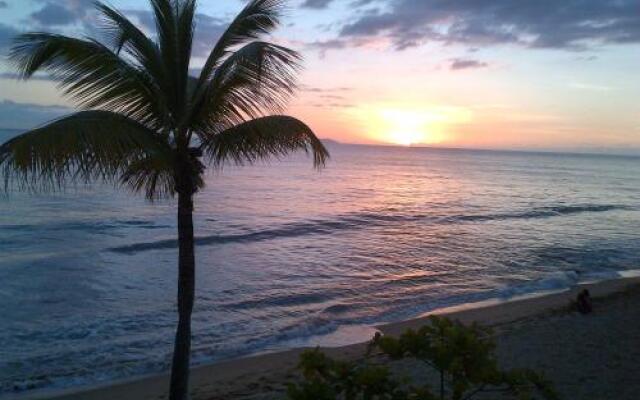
[1,139,640,393]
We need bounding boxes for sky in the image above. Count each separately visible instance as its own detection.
[0,0,639,152]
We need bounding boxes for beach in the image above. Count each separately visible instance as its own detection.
[15,275,640,400]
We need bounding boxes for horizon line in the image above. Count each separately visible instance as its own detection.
[320,138,640,158]
[1,126,638,158]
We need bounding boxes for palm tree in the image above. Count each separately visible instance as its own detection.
[0,0,328,399]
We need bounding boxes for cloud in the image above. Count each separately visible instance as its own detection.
[0,22,19,53]
[7,0,230,59]
[305,34,392,56]
[307,38,348,50]
[0,72,55,81]
[192,14,228,58]
[449,58,488,70]
[0,1,7,8]
[127,10,227,58]
[30,3,76,26]
[336,0,640,51]
[29,0,94,27]
[299,85,353,108]
[301,85,353,93]
[575,55,598,62]
[569,82,613,91]
[0,100,72,130]
[309,102,354,109]
[301,0,334,9]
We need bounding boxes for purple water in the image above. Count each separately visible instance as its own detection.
[2,130,640,394]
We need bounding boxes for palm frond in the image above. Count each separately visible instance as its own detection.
[196,0,284,91]
[150,0,179,111]
[202,115,328,169]
[120,153,177,200]
[8,33,164,128]
[189,41,301,133]
[95,2,168,109]
[147,0,196,121]
[96,3,161,63]
[176,0,196,101]
[0,111,173,195]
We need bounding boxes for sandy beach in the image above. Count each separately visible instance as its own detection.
[12,275,640,400]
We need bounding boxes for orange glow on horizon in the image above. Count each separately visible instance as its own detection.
[347,104,472,146]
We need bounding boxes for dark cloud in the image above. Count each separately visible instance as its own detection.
[306,38,351,57]
[0,1,8,8]
[449,58,488,70]
[307,38,348,50]
[0,100,72,130]
[337,0,640,51]
[301,0,334,9]
[30,3,76,26]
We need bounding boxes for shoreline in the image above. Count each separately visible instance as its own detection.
[378,272,640,335]
[11,274,640,400]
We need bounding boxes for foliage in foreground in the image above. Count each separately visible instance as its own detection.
[287,316,558,400]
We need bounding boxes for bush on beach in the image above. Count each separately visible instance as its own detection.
[287,316,558,400]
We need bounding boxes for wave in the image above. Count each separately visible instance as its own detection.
[108,204,632,254]
[445,204,628,223]
[322,303,353,315]
[0,219,170,234]
[221,291,337,311]
[5,267,636,395]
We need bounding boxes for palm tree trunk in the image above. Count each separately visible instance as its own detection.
[169,190,196,400]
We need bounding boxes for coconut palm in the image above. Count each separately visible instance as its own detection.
[0,0,328,399]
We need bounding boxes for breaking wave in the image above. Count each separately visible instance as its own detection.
[109,204,631,254]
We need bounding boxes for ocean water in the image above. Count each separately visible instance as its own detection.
[2,129,640,394]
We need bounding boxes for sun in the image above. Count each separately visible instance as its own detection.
[390,131,423,146]
[380,109,431,146]
[348,103,471,146]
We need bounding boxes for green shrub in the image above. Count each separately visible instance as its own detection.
[287,316,558,400]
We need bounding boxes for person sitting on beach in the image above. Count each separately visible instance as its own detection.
[576,289,593,314]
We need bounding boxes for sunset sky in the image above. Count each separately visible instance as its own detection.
[0,0,639,152]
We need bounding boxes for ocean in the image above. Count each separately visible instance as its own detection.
[2,128,640,394]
